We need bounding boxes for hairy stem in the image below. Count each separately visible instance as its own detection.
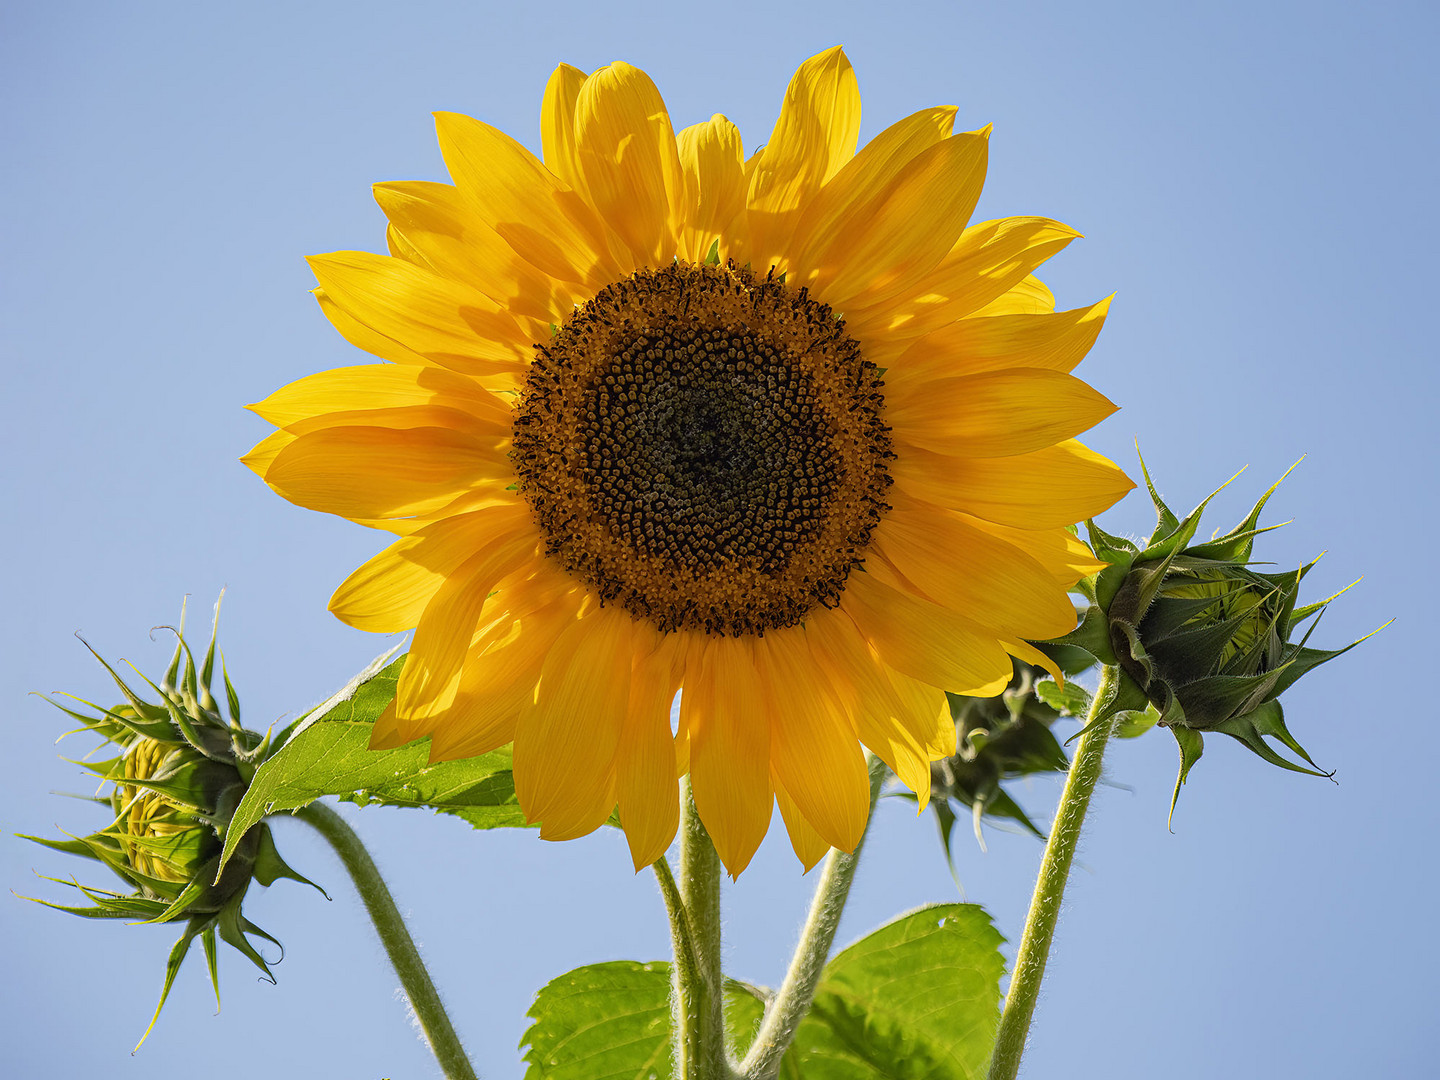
[987,665,1121,1080]
[296,802,478,1080]
[739,754,888,1080]
[655,853,705,1077]
[669,779,734,1080]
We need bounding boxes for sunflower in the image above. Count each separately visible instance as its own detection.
[245,47,1133,875]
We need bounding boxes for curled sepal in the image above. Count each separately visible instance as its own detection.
[1211,699,1332,779]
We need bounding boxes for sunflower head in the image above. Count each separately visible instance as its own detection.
[246,47,1134,874]
[25,597,322,1047]
[1077,462,1380,819]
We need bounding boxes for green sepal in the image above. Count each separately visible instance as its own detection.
[41,691,175,743]
[202,928,221,1012]
[927,796,964,884]
[249,824,329,898]
[1267,635,1378,700]
[1182,460,1298,564]
[1064,665,1150,745]
[1083,519,1137,612]
[976,785,1047,841]
[215,896,279,983]
[703,237,721,265]
[1039,603,1115,667]
[220,653,241,727]
[75,639,173,726]
[136,917,210,1051]
[1168,725,1205,829]
[1211,699,1332,778]
[20,833,106,862]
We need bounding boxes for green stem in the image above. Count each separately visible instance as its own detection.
[296,802,478,1080]
[654,854,705,1077]
[668,778,733,1080]
[987,665,1121,1080]
[739,755,887,1080]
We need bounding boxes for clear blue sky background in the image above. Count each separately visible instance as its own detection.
[3,2,1434,1077]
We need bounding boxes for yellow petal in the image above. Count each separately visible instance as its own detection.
[681,635,772,876]
[1000,634,1064,685]
[423,586,584,760]
[373,180,581,327]
[887,368,1118,458]
[841,570,1013,694]
[241,428,295,479]
[884,297,1112,387]
[616,630,684,870]
[788,106,957,275]
[250,363,511,431]
[433,110,625,287]
[396,523,543,723]
[369,701,408,751]
[848,217,1079,348]
[265,422,510,520]
[676,114,745,263]
[309,251,530,377]
[971,274,1056,317]
[329,502,531,632]
[512,605,636,839]
[774,779,831,872]
[961,513,1108,585]
[870,507,1080,640]
[804,608,932,805]
[744,46,860,268]
[801,129,990,309]
[891,439,1135,529]
[315,288,432,366]
[757,629,870,853]
[573,62,685,269]
[889,666,964,756]
[541,63,588,191]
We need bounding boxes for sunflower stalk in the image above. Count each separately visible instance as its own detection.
[295,802,478,1080]
[987,664,1125,1080]
[738,753,887,1080]
[671,780,734,1080]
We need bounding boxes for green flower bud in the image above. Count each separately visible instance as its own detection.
[24,595,323,1048]
[1058,460,1384,822]
[923,657,1094,875]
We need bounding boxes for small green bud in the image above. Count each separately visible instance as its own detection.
[1062,460,1385,823]
[24,595,323,1049]
[923,657,1091,875]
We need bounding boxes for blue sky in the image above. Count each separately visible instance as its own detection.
[3,2,1435,1077]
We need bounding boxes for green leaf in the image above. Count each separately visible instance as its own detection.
[1114,705,1160,739]
[221,655,526,871]
[520,907,1004,1080]
[1034,679,1091,717]
[788,904,1005,1080]
[521,961,673,1080]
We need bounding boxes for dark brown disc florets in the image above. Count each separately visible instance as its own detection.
[511,261,892,636]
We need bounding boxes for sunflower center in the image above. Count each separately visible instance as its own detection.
[512,262,892,635]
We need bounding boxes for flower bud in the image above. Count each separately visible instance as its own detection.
[1062,461,1382,820]
[925,658,1085,870]
[25,596,322,1048]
